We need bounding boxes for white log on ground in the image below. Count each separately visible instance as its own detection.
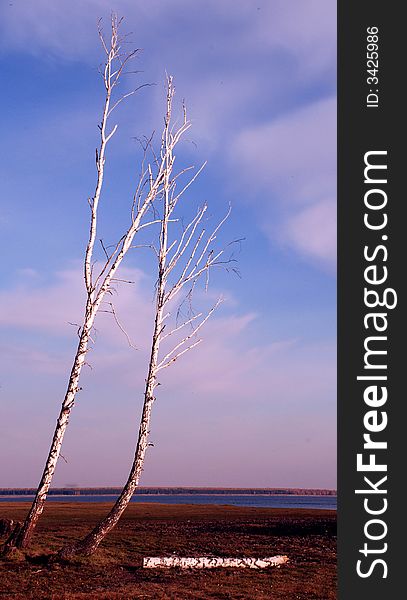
[143,555,289,569]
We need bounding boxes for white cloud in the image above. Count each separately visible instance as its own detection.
[250,0,336,78]
[0,264,151,340]
[2,1,337,271]
[1,1,336,70]
[0,266,333,405]
[282,199,336,269]
[0,264,335,487]
[1,1,336,149]
[231,97,336,205]
[229,97,336,268]
[1,2,337,485]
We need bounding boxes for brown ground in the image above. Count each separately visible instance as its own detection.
[0,502,336,599]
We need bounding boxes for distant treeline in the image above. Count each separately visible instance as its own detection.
[0,487,336,496]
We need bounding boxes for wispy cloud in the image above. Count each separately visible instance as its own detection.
[2,0,336,272]
[0,1,337,487]
[229,96,336,268]
[231,97,336,204]
[282,199,336,268]
[0,262,335,487]
[0,263,335,406]
[0,264,151,342]
[1,1,336,72]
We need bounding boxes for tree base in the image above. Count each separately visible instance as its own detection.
[0,521,24,558]
[55,540,98,561]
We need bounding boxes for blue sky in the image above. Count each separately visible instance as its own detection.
[0,0,336,489]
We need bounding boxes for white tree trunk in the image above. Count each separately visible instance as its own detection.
[4,323,94,550]
[2,17,159,554]
[56,76,229,559]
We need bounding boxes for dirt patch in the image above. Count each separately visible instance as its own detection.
[0,502,336,599]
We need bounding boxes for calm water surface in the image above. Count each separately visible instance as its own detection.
[0,494,336,510]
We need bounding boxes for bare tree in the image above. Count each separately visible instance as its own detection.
[2,15,167,554]
[57,77,232,558]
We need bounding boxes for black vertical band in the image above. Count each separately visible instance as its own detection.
[338,1,405,597]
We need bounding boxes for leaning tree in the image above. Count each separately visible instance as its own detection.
[2,15,165,554]
[3,17,236,560]
[58,75,235,558]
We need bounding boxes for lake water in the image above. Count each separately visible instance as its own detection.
[0,494,336,510]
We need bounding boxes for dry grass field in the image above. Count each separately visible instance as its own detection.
[0,502,336,599]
